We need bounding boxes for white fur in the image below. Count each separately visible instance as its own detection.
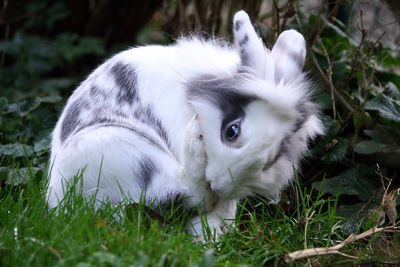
[47,10,323,236]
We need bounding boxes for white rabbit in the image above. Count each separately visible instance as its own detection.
[47,10,323,236]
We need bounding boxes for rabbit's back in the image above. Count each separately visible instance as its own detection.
[51,39,239,158]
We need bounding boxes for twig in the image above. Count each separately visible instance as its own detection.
[272,0,280,35]
[342,9,367,91]
[304,210,316,249]
[47,246,64,265]
[376,164,393,206]
[309,48,354,113]
[319,41,337,120]
[285,225,400,263]
[303,210,316,266]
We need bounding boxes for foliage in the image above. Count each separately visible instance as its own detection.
[0,0,399,265]
[299,9,400,230]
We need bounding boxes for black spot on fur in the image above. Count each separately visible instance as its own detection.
[74,117,117,135]
[90,86,107,99]
[136,155,158,189]
[112,109,128,118]
[60,99,90,142]
[239,34,249,46]
[294,101,317,131]
[111,62,138,104]
[234,20,242,31]
[263,99,318,171]
[134,104,170,148]
[186,74,258,142]
[240,48,249,66]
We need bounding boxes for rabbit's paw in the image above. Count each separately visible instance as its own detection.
[188,214,226,240]
[182,114,207,181]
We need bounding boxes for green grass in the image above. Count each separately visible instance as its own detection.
[1,2,400,266]
[1,167,399,266]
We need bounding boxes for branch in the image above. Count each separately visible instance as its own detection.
[285,225,400,263]
[309,47,355,113]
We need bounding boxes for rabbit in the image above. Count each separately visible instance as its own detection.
[47,10,323,237]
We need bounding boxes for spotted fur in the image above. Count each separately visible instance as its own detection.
[47,10,323,238]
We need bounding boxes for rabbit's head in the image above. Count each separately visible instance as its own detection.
[187,11,322,199]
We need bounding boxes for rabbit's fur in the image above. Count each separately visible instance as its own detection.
[47,11,323,236]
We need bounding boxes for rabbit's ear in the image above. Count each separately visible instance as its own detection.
[271,30,306,84]
[233,11,274,81]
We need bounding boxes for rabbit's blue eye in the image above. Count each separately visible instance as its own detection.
[225,123,240,141]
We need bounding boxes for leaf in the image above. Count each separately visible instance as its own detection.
[321,137,348,163]
[202,249,215,267]
[336,201,380,236]
[365,94,400,123]
[7,167,42,185]
[21,96,62,116]
[313,168,376,201]
[315,91,332,110]
[0,97,8,112]
[354,141,392,154]
[377,48,400,69]
[353,111,371,129]
[385,82,400,100]
[0,143,34,157]
[39,78,74,94]
[34,138,51,154]
[375,70,400,91]
[364,126,400,144]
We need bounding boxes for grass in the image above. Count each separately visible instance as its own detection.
[1,1,400,266]
[1,165,399,266]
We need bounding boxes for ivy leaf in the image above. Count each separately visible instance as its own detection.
[0,97,8,112]
[355,126,400,155]
[321,137,348,163]
[365,94,400,124]
[0,143,34,157]
[7,167,42,185]
[354,141,393,154]
[39,78,74,94]
[20,96,62,116]
[313,168,376,201]
[34,137,51,155]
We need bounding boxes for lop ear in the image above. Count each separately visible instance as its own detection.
[233,11,274,81]
[271,30,306,84]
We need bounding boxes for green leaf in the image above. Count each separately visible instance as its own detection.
[365,94,400,123]
[202,249,215,267]
[313,168,375,201]
[321,137,348,163]
[0,143,34,157]
[21,96,62,116]
[34,138,51,154]
[375,70,400,90]
[39,78,74,94]
[364,126,400,143]
[7,167,42,185]
[353,111,371,129]
[315,91,332,110]
[385,82,400,100]
[377,48,400,68]
[0,97,8,112]
[354,141,392,154]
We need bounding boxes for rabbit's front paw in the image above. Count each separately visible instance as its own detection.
[182,115,207,182]
[188,214,226,239]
